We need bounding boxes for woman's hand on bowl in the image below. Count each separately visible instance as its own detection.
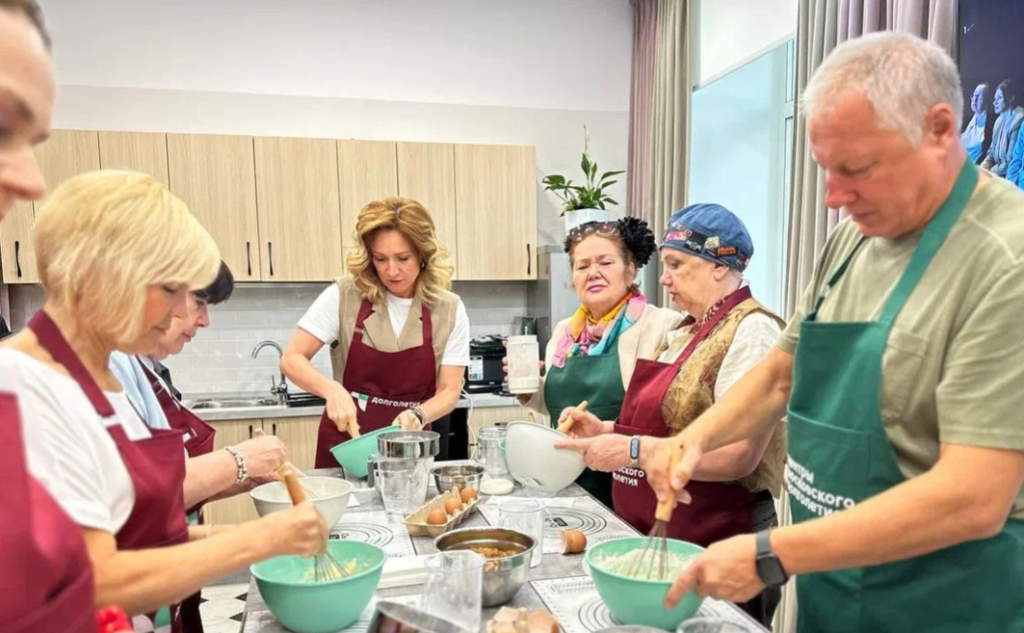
[392,410,422,431]
[259,502,330,558]
[557,408,607,439]
[326,384,359,435]
[553,434,631,472]
[237,429,289,480]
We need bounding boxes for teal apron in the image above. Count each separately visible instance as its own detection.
[544,336,624,508]
[788,159,1024,633]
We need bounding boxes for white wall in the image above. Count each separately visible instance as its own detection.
[695,0,797,87]
[36,0,634,245]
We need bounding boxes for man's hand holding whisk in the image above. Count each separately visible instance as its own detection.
[641,432,706,506]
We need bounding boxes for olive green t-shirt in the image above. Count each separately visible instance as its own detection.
[778,175,1024,520]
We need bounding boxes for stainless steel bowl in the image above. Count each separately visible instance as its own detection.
[378,431,440,460]
[434,526,535,607]
[367,601,465,633]
[431,464,484,494]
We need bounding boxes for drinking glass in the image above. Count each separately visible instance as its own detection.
[376,457,430,517]
[498,499,544,568]
[419,551,485,633]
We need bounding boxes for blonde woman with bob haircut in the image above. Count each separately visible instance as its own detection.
[1,170,328,633]
[282,196,471,468]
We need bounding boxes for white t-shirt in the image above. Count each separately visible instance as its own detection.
[0,348,154,534]
[659,312,783,402]
[298,284,471,366]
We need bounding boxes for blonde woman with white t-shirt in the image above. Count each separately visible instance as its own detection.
[1,170,328,633]
[281,197,470,468]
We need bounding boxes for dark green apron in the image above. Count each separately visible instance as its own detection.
[544,337,624,508]
[788,159,1024,633]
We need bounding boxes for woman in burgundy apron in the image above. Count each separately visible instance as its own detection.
[29,311,192,633]
[558,204,786,626]
[0,393,98,633]
[277,199,467,470]
[312,299,438,467]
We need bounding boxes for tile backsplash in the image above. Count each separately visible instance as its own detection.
[7,281,529,397]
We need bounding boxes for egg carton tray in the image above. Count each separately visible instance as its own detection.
[404,488,482,537]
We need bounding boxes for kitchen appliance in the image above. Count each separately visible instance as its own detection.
[466,335,507,394]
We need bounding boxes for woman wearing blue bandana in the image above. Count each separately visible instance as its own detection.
[557,204,787,626]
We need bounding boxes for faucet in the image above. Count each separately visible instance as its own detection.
[251,340,288,405]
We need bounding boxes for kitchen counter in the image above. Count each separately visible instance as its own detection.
[190,392,519,422]
[239,467,766,633]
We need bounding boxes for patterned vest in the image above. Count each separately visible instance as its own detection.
[660,298,788,497]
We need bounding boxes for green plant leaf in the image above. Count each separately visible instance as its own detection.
[581,153,591,178]
[603,197,619,206]
[599,170,625,181]
[600,180,618,189]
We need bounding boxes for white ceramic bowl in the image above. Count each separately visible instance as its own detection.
[250,476,353,528]
[504,421,586,494]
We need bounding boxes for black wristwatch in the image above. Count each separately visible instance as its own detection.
[755,529,789,588]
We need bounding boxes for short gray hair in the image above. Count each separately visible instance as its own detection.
[802,32,962,146]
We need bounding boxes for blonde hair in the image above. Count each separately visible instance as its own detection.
[34,170,220,348]
[347,197,453,306]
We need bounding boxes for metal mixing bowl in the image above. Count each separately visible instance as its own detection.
[367,601,466,633]
[431,464,484,494]
[434,527,536,607]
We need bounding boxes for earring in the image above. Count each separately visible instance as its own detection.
[420,261,426,270]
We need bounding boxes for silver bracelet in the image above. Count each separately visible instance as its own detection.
[225,445,247,485]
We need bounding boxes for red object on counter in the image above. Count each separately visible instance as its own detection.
[96,606,134,633]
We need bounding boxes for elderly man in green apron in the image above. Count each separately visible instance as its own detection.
[638,33,1024,633]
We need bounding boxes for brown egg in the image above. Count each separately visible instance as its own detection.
[460,487,479,503]
[560,529,587,554]
[427,509,447,525]
[444,497,464,515]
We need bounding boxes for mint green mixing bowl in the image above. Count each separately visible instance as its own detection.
[330,427,400,478]
[585,537,705,630]
[251,540,386,633]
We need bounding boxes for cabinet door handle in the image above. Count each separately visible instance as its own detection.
[527,243,531,276]
[272,422,277,436]
[14,240,22,278]
[268,242,274,277]
[248,424,254,439]
[246,241,252,277]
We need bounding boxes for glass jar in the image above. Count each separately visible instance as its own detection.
[477,427,514,494]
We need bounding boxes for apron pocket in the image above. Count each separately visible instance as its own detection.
[787,411,871,520]
[880,327,928,427]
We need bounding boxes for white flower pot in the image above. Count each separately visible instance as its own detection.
[563,208,613,234]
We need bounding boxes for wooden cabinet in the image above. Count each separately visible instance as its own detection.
[467,405,548,451]
[338,140,398,254]
[266,415,322,473]
[454,144,537,280]
[0,201,38,284]
[397,142,459,278]
[254,137,344,281]
[203,418,262,527]
[1,131,101,284]
[167,134,261,281]
[98,132,170,186]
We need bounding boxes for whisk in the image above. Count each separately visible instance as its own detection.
[626,444,682,581]
[279,466,349,582]
[555,401,589,435]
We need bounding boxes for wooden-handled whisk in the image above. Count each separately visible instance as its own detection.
[279,466,349,582]
[627,444,682,580]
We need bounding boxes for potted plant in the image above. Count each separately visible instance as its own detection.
[542,126,624,234]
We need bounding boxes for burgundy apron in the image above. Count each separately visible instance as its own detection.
[0,392,97,633]
[612,287,757,547]
[29,311,190,633]
[138,358,216,633]
[314,299,438,468]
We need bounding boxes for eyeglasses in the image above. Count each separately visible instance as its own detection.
[568,221,619,242]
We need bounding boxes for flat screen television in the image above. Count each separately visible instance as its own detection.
[958,0,1024,187]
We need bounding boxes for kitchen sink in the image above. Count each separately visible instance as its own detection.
[188,398,282,410]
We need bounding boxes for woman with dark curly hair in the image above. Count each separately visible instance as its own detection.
[513,217,683,507]
[555,204,787,627]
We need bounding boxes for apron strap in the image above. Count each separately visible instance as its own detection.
[420,302,433,349]
[671,286,752,368]
[27,311,116,417]
[807,238,868,322]
[878,159,979,325]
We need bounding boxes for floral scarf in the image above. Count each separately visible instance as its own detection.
[552,292,647,368]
